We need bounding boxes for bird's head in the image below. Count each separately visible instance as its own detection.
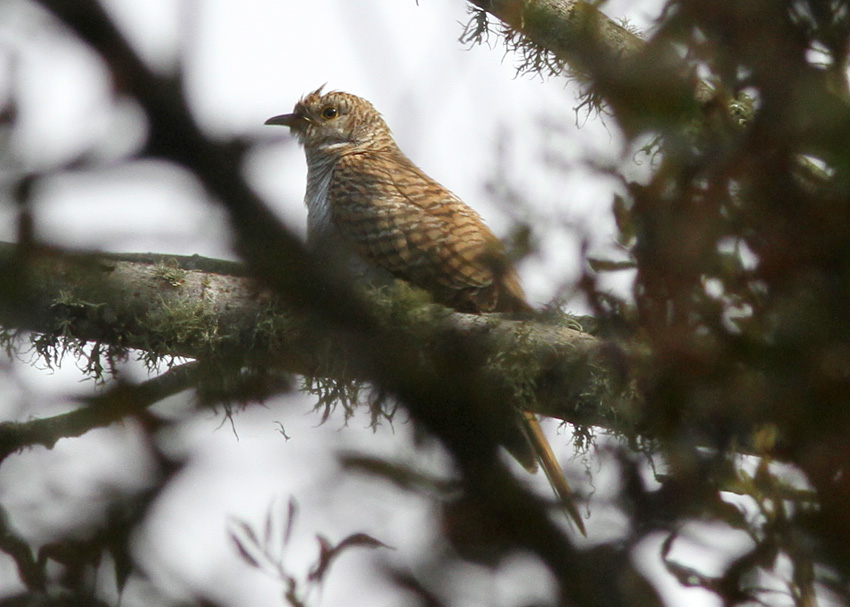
[265,87,395,154]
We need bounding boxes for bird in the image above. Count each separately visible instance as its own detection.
[266,87,585,534]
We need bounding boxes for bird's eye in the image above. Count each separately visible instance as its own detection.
[321,106,339,120]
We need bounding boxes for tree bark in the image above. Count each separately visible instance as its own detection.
[0,241,635,434]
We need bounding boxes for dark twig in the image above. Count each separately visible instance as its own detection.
[0,504,45,591]
[0,362,199,464]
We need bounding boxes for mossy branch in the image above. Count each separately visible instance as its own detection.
[0,241,635,436]
[465,0,645,71]
[464,0,742,135]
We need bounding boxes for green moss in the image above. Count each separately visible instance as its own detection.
[485,320,541,405]
[139,293,221,369]
[296,283,451,431]
[368,283,453,345]
[252,296,302,352]
[0,327,19,359]
[461,5,565,79]
[152,259,187,287]
[13,290,130,382]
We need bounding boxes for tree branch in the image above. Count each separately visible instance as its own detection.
[466,0,645,67]
[0,242,630,433]
[0,362,200,465]
[466,0,712,133]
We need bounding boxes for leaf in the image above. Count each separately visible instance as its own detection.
[308,532,392,582]
[264,502,275,548]
[339,454,457,494]
[109,540,133,595]
[612,194,635,243]
[587,257,637,273]
[228,520,263,569]
[283,497,298,547]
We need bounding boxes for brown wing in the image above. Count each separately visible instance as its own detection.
[328,150,531,313]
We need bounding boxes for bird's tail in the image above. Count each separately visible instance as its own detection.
[522,412,586,536]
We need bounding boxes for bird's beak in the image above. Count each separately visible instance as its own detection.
[265,112,302,127]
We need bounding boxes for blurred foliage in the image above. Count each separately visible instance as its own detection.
[0,0,849,606]
[471,0,850,604]
[228,498,391,607]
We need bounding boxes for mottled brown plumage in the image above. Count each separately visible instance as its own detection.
[265,88,530,314]
[266,88,584,533]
